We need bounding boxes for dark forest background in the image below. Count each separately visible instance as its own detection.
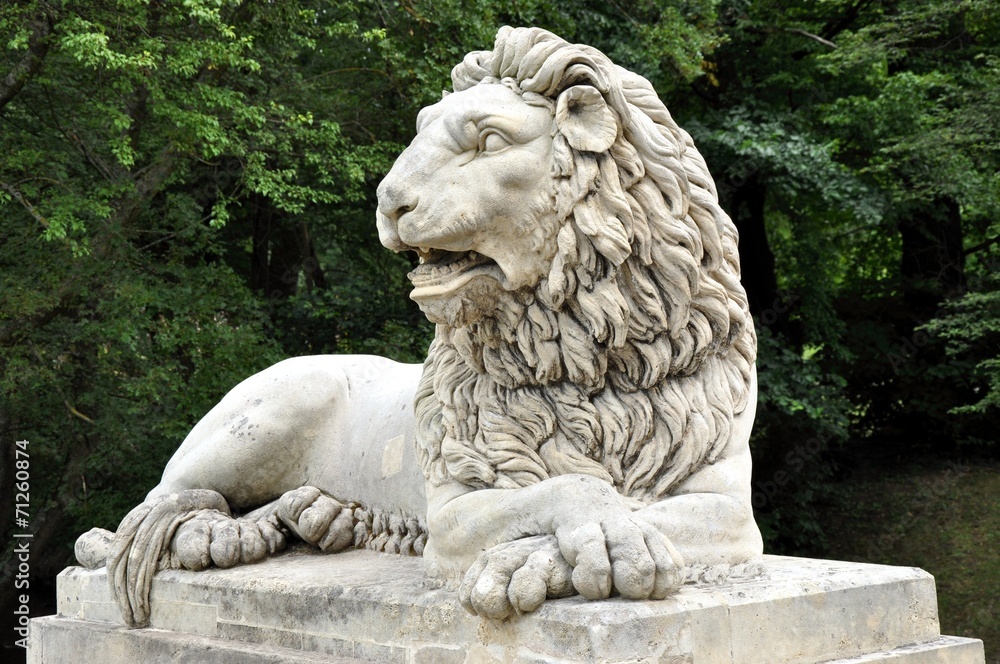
[2,0,998,660]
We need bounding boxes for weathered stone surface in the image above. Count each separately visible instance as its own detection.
[32,551,984,664]
[76,26,770,629]
[822,637,985,663]
[27,616,369,664]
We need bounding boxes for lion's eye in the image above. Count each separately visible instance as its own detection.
[478,130,510,154]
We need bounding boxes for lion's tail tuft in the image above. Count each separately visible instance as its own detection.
[75,527,115,570]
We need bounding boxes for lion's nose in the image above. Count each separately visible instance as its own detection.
[380,199,416,224]
[376,178,418,224]
[376,178,417,251]
[376,211,409,252]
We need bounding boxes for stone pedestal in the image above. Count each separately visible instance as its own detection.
[28,550,984,663]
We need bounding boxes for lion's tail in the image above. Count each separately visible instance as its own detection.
[351,505,427,556]
[103,489,230,628]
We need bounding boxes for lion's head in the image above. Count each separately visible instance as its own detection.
[377,27,755,503]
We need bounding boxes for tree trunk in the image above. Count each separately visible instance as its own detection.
[250,195,307,299]
[728,174,800,342]
[0,13,53,113]
[898,196,965,319]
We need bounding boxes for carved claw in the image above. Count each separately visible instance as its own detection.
[544,475,683,601]
[277,486,355,552]
[170,510,287,571]
[557,516,682,601]
[460,535,574,619]
[171,511,225,571]
[256,514,288,555]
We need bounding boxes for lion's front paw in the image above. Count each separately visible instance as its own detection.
[171,511,286,570]
[277,486,355,552]
[556,517,682,601]
[459,535,574,619]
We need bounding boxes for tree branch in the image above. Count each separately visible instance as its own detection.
[964,235,1000,257]
[64,400,95,424]
[0,286,74,346]
[820,0,879,42]
[744,25,838,50]
[0,13,54,113]
[120,145,177,227]
[0,181,49,228]
[65,127,118,183]
[303,67,390,83]
[785,28,838,50]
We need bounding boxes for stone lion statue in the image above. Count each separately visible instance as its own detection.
[75,26,762,628]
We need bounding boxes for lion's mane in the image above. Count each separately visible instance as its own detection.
[413,27,755,503]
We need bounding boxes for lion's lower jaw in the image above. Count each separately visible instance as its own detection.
[411,273,513,327]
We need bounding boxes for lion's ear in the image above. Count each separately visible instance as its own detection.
[555,86,618,152]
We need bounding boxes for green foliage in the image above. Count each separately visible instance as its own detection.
[752,325,851,551]
[272,221,434,362]
[923,265,1000,418]
[691,108,882,223]
[566,0,724,92]
[0,218,285,538]
[676,0,999,550]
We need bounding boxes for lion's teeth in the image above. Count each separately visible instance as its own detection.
[408,250,492,287]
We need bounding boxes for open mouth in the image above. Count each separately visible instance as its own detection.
[407,249,498,298]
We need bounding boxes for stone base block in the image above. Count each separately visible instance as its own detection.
[28,551,985,664]
[28,616,369,664]
[823,637,985,663]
